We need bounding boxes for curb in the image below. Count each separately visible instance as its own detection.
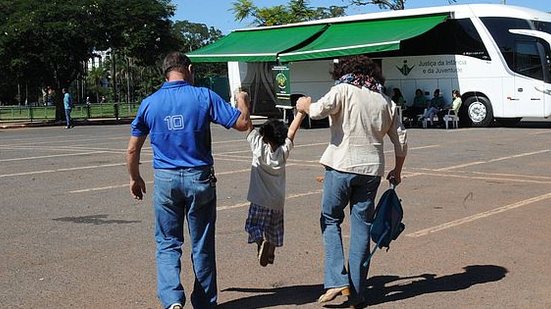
[0,118,133,129]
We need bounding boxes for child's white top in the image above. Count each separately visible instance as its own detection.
[246,129,293,210]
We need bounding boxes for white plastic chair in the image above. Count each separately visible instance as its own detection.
[275,104,294,124]
[443,109,459,129]
[420,108,437,128]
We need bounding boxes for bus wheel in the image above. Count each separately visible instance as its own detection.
[464,96,493,127]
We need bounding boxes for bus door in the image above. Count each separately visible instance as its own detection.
[511,39,545,116]
[510,29,551,117]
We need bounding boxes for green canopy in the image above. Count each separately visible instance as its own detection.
[187,24,327,62]
[278,14,448,62]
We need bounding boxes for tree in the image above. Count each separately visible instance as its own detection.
[231,0,346,26]
[173,20,223,53]
[0,0,178,113]
[87,66,108,103]
[173,20,226,80]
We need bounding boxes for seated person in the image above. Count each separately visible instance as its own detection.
[450,89,462,114]
[391,88,405,108]
[422,89,446,124]
[403,89,428,124]
[437,89,462,126]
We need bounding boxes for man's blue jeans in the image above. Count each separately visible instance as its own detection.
[320,167,381,301]
[153,167,217,309]
[64,108,72,127]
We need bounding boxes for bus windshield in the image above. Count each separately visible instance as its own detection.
[533,21,551,34]
[532,21,551,82]
[481,17,551,82]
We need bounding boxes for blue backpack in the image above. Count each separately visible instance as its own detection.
[364,186,405,266]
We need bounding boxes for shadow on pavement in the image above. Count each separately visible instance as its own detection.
[219,284,324,308]
[53,214,140,225]
[219,265,507,308]
[325,264,508,308]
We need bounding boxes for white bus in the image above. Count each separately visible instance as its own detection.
[373,4,551,126]
[194,4,551,127]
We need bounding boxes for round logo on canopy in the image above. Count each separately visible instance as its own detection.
[276,72,287,90]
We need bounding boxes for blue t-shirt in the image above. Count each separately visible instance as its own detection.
[63,93,72,109]
[131,80,241,169]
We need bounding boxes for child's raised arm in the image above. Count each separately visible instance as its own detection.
[287,110,306,142]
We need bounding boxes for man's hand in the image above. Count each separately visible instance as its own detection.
[130,177,146,200]
[386,169,401,186]
[296,96,312,114]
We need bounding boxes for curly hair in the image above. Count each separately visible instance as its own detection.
[331,55,384,84]
[259,119,288,147]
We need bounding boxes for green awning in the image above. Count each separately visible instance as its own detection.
[278,14,448,62]
[187,24,327,62]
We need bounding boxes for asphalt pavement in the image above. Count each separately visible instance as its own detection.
[1,121,550,308]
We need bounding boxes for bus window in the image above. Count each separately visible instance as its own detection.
[514,40,544,80]
[369,19,489,60]
[402,19,489,59]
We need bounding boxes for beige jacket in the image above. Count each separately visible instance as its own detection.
[310,83,407,176]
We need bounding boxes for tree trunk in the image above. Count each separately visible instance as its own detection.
[111,49,117,102]
[126,57,129,103]
[54,67,64,122]
[17,83,21,106]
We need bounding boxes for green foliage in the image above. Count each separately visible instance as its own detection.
[86,66,108,103]
[231,0,346,26]
[0,1,231,107]
[173,20,227,81]
[0,0,178,106]
[173,20,223,52]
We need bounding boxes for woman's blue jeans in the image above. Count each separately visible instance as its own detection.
[153,167,217,309]
[320,167,381,300]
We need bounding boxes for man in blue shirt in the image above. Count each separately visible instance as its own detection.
[62,88,73,128]
[126,52,250,309]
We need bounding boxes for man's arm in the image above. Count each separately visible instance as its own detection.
[386,105,407,186]
[126,135,147,200]
[232,91,252,132]
[287,111,306,142]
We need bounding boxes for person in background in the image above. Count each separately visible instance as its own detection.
[422,88,446,125]
[296,55,407,308]
[62,88,73,129]
[391,88,405,108]
[403,88,428,125]
[126,52,250,309]
[450,89,462,114]
[244,111,306,267]
[437,89,463,126]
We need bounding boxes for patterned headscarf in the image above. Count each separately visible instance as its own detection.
[335,73,383,93]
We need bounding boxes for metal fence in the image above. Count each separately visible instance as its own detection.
[0,103,140,122]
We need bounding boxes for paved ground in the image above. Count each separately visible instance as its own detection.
[1,120,550,308]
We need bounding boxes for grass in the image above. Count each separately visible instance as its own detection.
[0,103,140,121]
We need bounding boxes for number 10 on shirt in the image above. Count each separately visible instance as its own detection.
[164,115,184,130]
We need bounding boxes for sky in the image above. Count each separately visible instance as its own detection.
[172,0,550,34]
